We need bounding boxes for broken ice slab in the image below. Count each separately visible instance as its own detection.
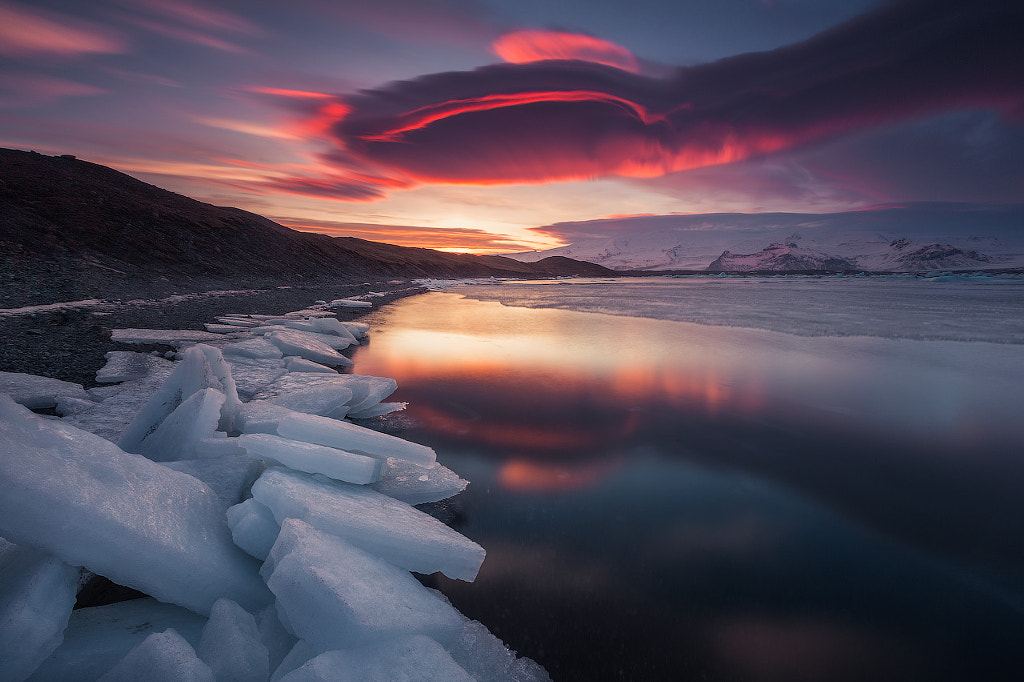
[223,357,288,402]
[446,619,552,682]
[138,388,225,462]
[252,468,484,581]
[203,323,243,333]
[221,338,284,360]
[256,603,297,675]
[226,498,280,560]
[197,599,269,682]
[371,458,469,505]
[118,345,240,453]
[0,541,80,682]
[215,316,261,327]
[237,433,383,484]
[0,371,90,409]
[259,326,355,351]
[96,351,175,383]
[278,635,474,682]
[341,321,369,338]
[255,373,397,416]
[265,330,354,367]
[283,357,336,373]
[164,454,263,510]
[347,401,406,419]
[238,401,295,435]
[267,384,353,418]
[327,298,372,308]
[97,629,214,682]
[110,328,229,345]
[308,317,358,342]
[0,396,270,616]
[271,640,315,682]
[27,599,206,682]
[263,520,465,651]
[276,412,435,466]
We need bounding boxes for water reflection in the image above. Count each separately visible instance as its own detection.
[352,292,1024,681]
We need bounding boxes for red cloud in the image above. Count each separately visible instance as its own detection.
[0,2,126,57]
[322,0,1024,188]
[493,29,639,73]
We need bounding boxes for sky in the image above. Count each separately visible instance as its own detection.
[1,0,1021,253]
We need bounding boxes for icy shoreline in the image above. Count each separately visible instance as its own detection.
[0,297,548,681]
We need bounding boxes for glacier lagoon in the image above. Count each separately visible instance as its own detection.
[352,276,1024,681]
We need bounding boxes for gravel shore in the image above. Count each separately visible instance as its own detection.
[0,280,425,388]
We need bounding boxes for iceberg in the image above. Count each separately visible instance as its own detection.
[0,396,270,616]
[262,520,465,650]
[251,468,485,581]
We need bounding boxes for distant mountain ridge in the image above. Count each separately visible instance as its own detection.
[507,209,1024,273]
[0,148,610,307]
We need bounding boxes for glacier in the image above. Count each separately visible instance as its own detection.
[0,303,548,681]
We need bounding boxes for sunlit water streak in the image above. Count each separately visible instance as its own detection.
[351,278,1024,682]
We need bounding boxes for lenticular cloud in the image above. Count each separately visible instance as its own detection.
[325,0,1024,187]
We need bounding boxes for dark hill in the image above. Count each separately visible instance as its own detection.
[0,148,610,307]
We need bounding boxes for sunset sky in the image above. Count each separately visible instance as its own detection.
[1,0,1021,252]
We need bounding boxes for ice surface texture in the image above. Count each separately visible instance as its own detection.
[278,635,474,682]
[0,371,90,409]
[97,629,214,682]
[263,520,465,650]
[0,396,270,616]
[252,468,485,581]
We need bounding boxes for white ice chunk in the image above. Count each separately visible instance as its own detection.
[164,455,264,510]
[267,384,352,418]
[238,401,295,435]
[223,357,287,401]
[278,636,473,682]
[28,599,206,682]
[256,604,297,675]
[371,459,469,505]
[204,323,243,333]
[252,468,484,581]
[197,599,269,682]
[266,330,353,367]
[255,374,396,416]
[118,346,226,453]
[96,351,174,383]
[216,317,261,327]
[263,520,465,651]
[194,345,243,433]
[54,396,98,417]
[347,401,407,419]
[0,543,80,682]
[270,641,315,682]
[341,321,369,338]
[327,298,371,308]
[283,357,336,374]
[138,388,225,462]
[0,396,270,616]
[309,317,358,343]
[98,629,214,682]
[222,338,284,360]
[0,371,89,409]
[276,412,435,466]
[111,328,227,345]
[446,619,552,682]
[226,498,280,560]
[237,433,383,484]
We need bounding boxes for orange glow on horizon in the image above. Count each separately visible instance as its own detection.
[498,457,623,492]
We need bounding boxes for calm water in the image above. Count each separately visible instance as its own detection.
[351,279,1024,682]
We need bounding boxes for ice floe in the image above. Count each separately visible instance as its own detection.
[0,304,547,681]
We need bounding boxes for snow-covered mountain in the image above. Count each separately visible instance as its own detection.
[507,207,1024,272]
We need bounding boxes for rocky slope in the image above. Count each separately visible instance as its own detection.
[0,148,610,308]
